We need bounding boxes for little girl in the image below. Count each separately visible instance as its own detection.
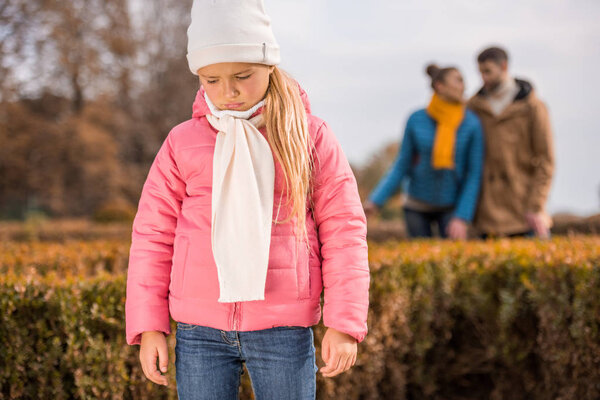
[125,1,370,398]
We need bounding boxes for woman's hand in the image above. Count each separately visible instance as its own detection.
[363,200,380,218]
[140,331,169,386]
[446,217,468,240]
[319,327,357,378]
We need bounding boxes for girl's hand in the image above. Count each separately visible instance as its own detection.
[319,327,357,378]
[140,331,169,386]
[446,217,468,240]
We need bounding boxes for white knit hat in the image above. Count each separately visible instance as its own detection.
[186,0,281,75]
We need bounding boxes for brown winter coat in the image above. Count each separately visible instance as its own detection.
[467,79,555,236]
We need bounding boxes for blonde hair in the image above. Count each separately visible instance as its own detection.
[264,67,316,248]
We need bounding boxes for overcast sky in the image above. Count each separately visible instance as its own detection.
[263,0,600,216]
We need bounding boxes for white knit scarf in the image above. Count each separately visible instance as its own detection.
[204,92,275,302]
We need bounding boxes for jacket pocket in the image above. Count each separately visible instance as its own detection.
[296,237,311,300]
[170,235,190,296]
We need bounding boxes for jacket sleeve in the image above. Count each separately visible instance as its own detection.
[368,115,415,207]
[453,117,484,222]
[125,132,186,346]
[310,120,370,343]
[526,100,555,213]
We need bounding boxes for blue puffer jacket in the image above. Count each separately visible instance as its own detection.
[368,108,484,222]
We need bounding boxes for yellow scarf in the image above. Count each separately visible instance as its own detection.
[426,93,465,169]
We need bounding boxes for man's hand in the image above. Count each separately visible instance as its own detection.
[140,331,169,386]
[446,217,468,240]
[525,212,550,238]
[319,327,358,378]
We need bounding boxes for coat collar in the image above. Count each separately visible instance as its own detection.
[475,78,532,99]
[469,78,537,119]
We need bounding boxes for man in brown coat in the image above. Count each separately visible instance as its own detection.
[467,46,555,238]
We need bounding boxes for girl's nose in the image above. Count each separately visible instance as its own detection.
[224,81,239,98]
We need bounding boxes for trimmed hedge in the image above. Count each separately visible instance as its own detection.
[1,236,599,399]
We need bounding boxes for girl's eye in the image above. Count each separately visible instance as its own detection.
[236,75,251,80]
[206,80,218,84]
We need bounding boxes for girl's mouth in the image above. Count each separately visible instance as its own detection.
[223,102,244,109]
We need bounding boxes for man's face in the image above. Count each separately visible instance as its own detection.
[478,60,507,92]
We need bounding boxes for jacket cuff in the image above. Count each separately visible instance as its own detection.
[126,303,172,345]
[323,301,369,343]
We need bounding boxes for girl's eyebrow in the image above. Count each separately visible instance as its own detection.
[233,68,252,75]
[200,69,253,79]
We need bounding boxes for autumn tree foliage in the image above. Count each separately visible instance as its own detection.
[0,0,197,219]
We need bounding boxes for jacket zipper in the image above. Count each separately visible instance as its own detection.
[232,302,240,330]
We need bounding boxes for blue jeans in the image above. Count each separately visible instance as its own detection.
[403,206,454,238]
[175,323,318,400]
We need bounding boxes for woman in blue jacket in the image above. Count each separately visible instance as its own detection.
[364,64,484,239]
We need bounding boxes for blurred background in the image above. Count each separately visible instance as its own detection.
[1,0,599,236]
[2,2,600,399]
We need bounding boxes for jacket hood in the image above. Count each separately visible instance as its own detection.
[475,78,533,101]
[192,82,312,119]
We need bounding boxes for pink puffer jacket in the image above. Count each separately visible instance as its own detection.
[125,85,369,345]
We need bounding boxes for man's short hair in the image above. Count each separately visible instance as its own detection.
[477,46,509,65]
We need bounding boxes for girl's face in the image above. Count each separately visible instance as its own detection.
[197,62,274,111]
[435,69,465,103]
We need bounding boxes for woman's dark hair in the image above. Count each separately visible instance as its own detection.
[425,64,458,90]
